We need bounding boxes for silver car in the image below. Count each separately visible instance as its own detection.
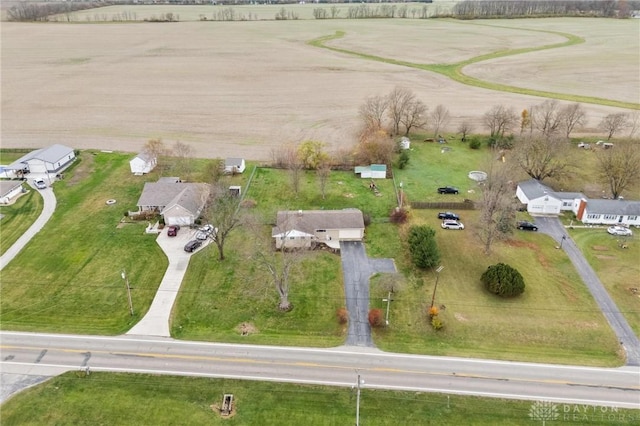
[441,220,465,230]
[607,226,632,236]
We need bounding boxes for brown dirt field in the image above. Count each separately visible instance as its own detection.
[1,19,636,160]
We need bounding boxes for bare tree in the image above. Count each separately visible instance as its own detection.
[599,113,629,140]
[386,87,415,135]
[356,129,395,166]
[483,105,518,139]
[513,133,573,181]
[532,100,562,137]
[627,111,640,139]
[359,95,388,132]
[171,141,194,179]
[142,138,167,171]
[559,103,586,138]
[203,181,243,261]
[400,99,428,136]
[430,104,451,137]
[317,161,331,200]
[200,158,224,184]
[477,159,516,254]
[457,120,474,142]
[597,140,640,199]
[285,144,304,195]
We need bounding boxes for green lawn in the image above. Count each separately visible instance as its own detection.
[0,188,42,256]
[3,373,638,425]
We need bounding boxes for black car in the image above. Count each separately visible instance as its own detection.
[184,239,203,252]
[437,186,459,194]
[517,221,538,231]
[438,211,460,220]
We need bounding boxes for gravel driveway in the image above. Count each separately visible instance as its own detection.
[534,216,640,366]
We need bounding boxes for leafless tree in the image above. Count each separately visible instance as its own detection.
[483,105,518,139]
[627,112,640,139]
[430,104,451,137]
[359,95,388,132]
[386,87,415,135]
[597,140,640,199]
[513,133,573,181]
[457,120,474,142]
[285,144,304,195]
[317,161,331,200]
[559,103,586,138]
[532,100,562,137]
[171,141,194,179]
[202,181,243,261]
[599,113,629,140]
[477,159,516,255]
[356,129,395,166]
[400,99,428,136]
[200,158,224,184]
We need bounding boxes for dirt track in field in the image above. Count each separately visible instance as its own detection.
[1,19,637,160]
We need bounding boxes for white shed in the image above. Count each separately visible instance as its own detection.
[0,181,24,204]
[130,152,157,175]
[224,158,246,174]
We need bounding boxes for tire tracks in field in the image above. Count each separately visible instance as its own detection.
[308,22,639,110]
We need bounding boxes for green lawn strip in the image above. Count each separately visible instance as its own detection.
[0,189,42,256]
[367,209,622,367]
[0,151,167,335]
[309,29,639,110]
[569,228,640,336]
[5,372,638,425]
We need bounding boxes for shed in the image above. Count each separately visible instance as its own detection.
[130,152,157,175]
[355,164,386,179]
[0,181,24,204]
[399,137,411,150]
[224,158,246,174]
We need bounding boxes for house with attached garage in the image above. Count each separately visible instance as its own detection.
[516,179,566,215]
[5,144,75,176]
[272,209,365,250]
[0,181,25,204]
[135,178,210,226]
[130,152,157,175]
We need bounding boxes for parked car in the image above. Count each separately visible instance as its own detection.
[184,239,203,252]
[195,231,209,240]
[441,220,465,230]
[33,178,46,189]
[199,224,214,234]
[607,226,633,236]
[438,212,460,220]
[167,225,180,237]
[577,142,590,149]
[437,186,459,194]
[517,221,538,231]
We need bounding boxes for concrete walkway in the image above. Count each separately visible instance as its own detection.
[0,178,56,271]
[534,216,640,366]
[126,228,209,337]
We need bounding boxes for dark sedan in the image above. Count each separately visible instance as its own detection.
[517,221,538,231]
[437,186,459,194]
[438,211,460,220]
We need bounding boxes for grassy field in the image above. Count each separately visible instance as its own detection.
[3,372,638,425]
[0,189,41,256]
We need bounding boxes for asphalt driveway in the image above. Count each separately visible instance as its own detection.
[340,241,396,347]
[533,216,640,366]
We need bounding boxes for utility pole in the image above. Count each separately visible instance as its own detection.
[355,373,364,426]
[430,266,444,309]
[121,270,134,316]
[383,291,392,326]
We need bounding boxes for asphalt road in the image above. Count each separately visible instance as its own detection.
[340,241,396,346]
[1,331,638,409]
[534,216,640,366]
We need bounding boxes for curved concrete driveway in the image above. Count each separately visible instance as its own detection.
[340,241,396,347]
[0,182,56,271]
[126,229,209,337]
[534,216,640,366]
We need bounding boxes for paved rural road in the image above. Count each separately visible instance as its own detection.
[534,216,640,366]
[1,331,638,409]
[340,241,396,346]
[0,181,56,271]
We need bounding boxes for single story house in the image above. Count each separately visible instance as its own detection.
[272,209,365,250]
[355,164,386,179]
[574,199,640,227]
[135,179,210,226]
[224,158,246,174]
[516,179,563,215]
[6,144,75,175]
[130,152,157,175]
[0,181,24,204]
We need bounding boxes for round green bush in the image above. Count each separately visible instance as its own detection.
[481,263,525,297]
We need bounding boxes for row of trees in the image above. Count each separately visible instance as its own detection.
[452,0,638,19]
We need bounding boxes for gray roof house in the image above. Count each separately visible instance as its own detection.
[272,209,365,250]
[136,180,210,226]
[7,144,75,174]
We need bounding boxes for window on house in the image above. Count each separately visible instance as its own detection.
[604,215,617,220]
[586,214,600,219]
[628,216,638,221]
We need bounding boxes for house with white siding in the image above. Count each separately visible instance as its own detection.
[6,144,75,175]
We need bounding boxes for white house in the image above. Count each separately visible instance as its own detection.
[0,181,24,204]
[6,144,75,175]
[574,199,640,227]
[130,152,157,175]
[224,158,246,174]
[272,209,365,250]
[136,179,210,226]
[354,164,387,179]
[515,179,563,215]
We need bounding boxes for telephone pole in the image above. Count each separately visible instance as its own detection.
[355,373,364,426]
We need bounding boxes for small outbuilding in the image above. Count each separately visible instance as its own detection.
[355,164,387,179]
[130,152,157,175]
[224,158,246,174]
[0,181,24,204]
